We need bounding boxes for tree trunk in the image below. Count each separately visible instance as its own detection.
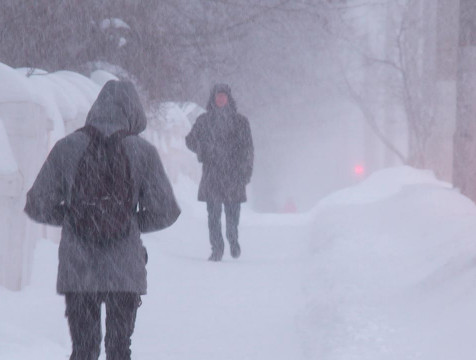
[424,0,458,182]
[454,0,476,200]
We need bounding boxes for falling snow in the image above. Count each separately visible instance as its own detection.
[1,1,476,359]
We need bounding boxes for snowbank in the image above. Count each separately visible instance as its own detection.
[0,239,67,360]
[10,66,104,144]
[90,70,119,87]
[0,63,107,291]
[301,166,476,359]
[157,102,192,133]
[0,120,18,175]
[0,63,35,104]
[317,165,452,207]
[9,66,102,137]
[144,102,203,184]
[181,102,206,125]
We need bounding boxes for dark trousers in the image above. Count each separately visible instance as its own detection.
[207,202,241,254]
[65,292,140,360]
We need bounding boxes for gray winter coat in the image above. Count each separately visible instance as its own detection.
[25,80,180,295]
[185,84,254,203]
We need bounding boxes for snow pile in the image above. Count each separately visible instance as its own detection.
[0,62,111,292]
[90,70,119,87]
[148,102,204,136]
[301,166,476,359]
[145,102,204,184]
[317,165,451,206]
[0,120,18,175]
[6,65,105,144]
[13,67,101,121]
[0,63,35,104]
[181,102,206,125]
[156,102,192,138]
[0,240,67,360]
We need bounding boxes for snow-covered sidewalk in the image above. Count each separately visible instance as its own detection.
[0,205,310,360]
[4,166,476,359]
[134,210,309,360]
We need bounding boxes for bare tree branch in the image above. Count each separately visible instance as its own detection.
[339,59,407,164]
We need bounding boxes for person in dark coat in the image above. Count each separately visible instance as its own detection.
[25,80,180,360]
[186,83,253,261]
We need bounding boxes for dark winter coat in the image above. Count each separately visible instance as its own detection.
[24,80,180,295]
[185,84,254,203]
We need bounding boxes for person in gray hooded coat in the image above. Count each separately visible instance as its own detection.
[25,80,180,360]
[186,84,253,261]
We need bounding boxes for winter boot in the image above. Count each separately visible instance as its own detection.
[208,235,224,262]
[208,251,223,262]
[230,241,241,259]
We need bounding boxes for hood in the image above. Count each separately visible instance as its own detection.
[206,83,237,113]
[85,80,147,135]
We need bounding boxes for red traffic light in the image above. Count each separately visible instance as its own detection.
[354,165,365,176]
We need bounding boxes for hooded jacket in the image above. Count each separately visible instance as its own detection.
[185,84,254,203]
[25,80,180,295]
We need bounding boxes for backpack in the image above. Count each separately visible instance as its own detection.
[68,125,135,246]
